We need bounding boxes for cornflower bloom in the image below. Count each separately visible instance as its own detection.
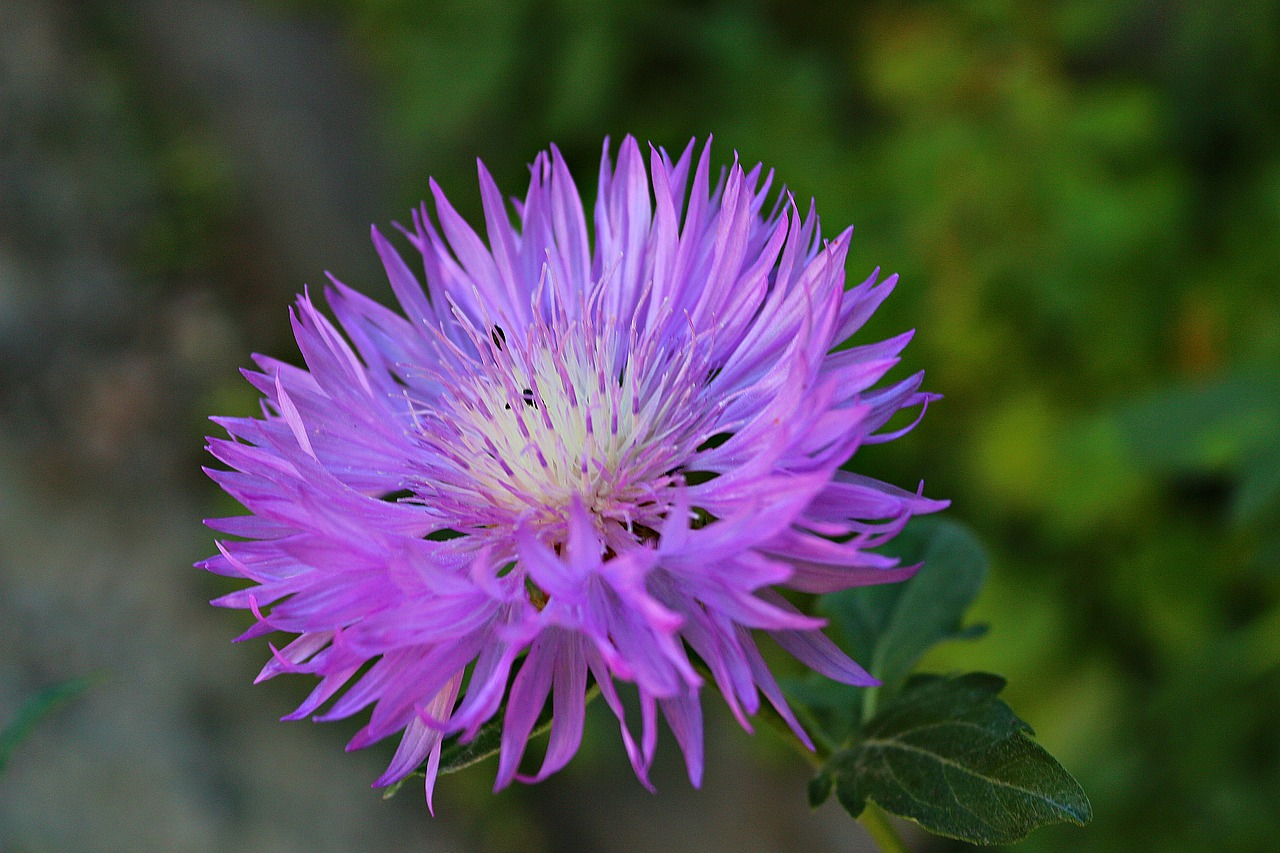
[201,137,945,810]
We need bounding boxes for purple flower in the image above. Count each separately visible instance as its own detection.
[201,137,945,810]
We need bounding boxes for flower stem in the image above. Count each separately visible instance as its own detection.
[860,684,880,723]
[859,802,910,853]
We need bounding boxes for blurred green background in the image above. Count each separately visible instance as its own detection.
[2,1,1278,851]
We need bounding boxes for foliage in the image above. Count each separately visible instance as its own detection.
[802,520,1089,846]
[821,673,1090,845]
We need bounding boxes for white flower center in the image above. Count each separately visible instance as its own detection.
[439,310,714,545]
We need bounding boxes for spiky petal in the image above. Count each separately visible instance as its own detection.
[202,136,946,806]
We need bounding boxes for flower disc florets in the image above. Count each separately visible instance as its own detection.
[420,274,716,549]
[201,137,946,809]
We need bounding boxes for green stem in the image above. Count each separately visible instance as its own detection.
[861,684,881,724]
[859,802,910,853]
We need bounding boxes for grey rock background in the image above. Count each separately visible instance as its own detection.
[0,3,877,851]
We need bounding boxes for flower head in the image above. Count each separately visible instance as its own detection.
[202,137,945,809]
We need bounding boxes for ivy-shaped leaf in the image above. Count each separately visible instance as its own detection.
[820,673,1091,845]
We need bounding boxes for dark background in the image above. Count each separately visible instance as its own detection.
[2,1,1278,850]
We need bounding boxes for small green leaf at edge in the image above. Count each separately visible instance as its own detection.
[382,684,599,799]
[809,769,835,808]
[818,517,989,704]
[1114,368,1280,471]
[827,672,1092,846]
[0,676,98,774]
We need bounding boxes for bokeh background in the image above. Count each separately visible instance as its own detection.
[3,1,1278,851]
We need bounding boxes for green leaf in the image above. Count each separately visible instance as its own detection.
[809,768,834,808]
[828,673,1092,845]
[822,517,989,693]
[1234,436,1280,526]
[1115,370,1280,472]
[0,676,97,774]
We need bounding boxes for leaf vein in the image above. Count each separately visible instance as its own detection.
[858,737,1081,813]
